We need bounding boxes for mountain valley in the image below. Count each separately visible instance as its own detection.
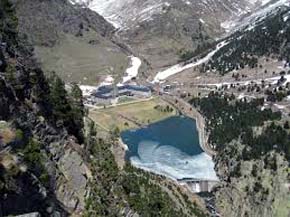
[0,0,290,216]
[72,0,285,69]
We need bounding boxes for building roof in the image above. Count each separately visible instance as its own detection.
[93,84,151,99]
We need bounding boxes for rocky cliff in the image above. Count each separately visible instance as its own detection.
[214,141,289,217]
[0,1,91,215]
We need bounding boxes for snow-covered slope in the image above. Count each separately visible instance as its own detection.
[222,0,290,33]
[153,41,228,83]
[70,0,290,72]
[71,0,177,29]
[70,0,290,38]
[151,0,290,81]
[70,0,266,29]
[199,5,290,75]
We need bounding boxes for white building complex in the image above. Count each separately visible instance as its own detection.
[86,84,152,105]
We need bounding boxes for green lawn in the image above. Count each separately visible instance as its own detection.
[34,31,129,85]
[89,98,177,131]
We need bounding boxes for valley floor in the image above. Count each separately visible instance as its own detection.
[88,97,177,132]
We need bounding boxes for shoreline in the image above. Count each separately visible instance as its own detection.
[190,107,216,157]
[115,104,219,191]
[111,94,216,174]
[160,95,216,157]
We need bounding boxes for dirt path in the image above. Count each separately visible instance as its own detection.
[116,113,147,128]
[87,96,155,111]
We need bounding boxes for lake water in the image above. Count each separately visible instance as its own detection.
[121,116,218,181]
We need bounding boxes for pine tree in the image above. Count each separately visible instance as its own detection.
[49,72,71,121]
[70,83,84,117]
[48,73,85,142]
[69,83,85,141]
[284,121,289,130]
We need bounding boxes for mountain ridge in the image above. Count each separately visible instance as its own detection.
[72,0,288,70]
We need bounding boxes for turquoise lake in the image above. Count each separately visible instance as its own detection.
[121,116,218,181]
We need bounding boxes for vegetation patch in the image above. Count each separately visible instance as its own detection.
[84,122,206,217]
[192,93,290,216]
[89,98,177,131]
[35,32,129,85]
[202,7,290,74]
[0,126,15,145]
[191,92,283,155]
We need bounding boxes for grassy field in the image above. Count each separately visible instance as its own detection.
[34,31,129,85]
[89,98,177,132]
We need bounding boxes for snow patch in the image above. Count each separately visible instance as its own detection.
[153,41,228,83]
[199,18,205,24]
[79,85,98,96]
[99,75,114,86]
[203,74,290,88]
[221,0,289,33]
[122,56,142,84]
[274,104,286,109]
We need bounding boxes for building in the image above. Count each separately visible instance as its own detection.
[87,84,152,105]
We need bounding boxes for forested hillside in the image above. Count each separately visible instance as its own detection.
[201,6,290,74]
[191,92,290,216]
[84,121,206,217]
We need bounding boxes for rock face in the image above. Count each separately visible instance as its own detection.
[214,141,289,217]
[56,146,91,211]
[0,1,91,215]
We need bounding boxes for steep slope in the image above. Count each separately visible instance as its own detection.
[191,94,289,217]
[72,0,273,69]
[221,0,290,33]
[14,0,131,85]
[149,1,290,83]
[201,4,290,75]
[0,1,92,215]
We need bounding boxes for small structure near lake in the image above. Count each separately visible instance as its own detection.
[178,178,219,193]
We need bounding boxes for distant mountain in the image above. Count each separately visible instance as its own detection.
[71,0,277,69]
[72,0,273,29]
[201,4,290,74]
[221,0,290,33]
